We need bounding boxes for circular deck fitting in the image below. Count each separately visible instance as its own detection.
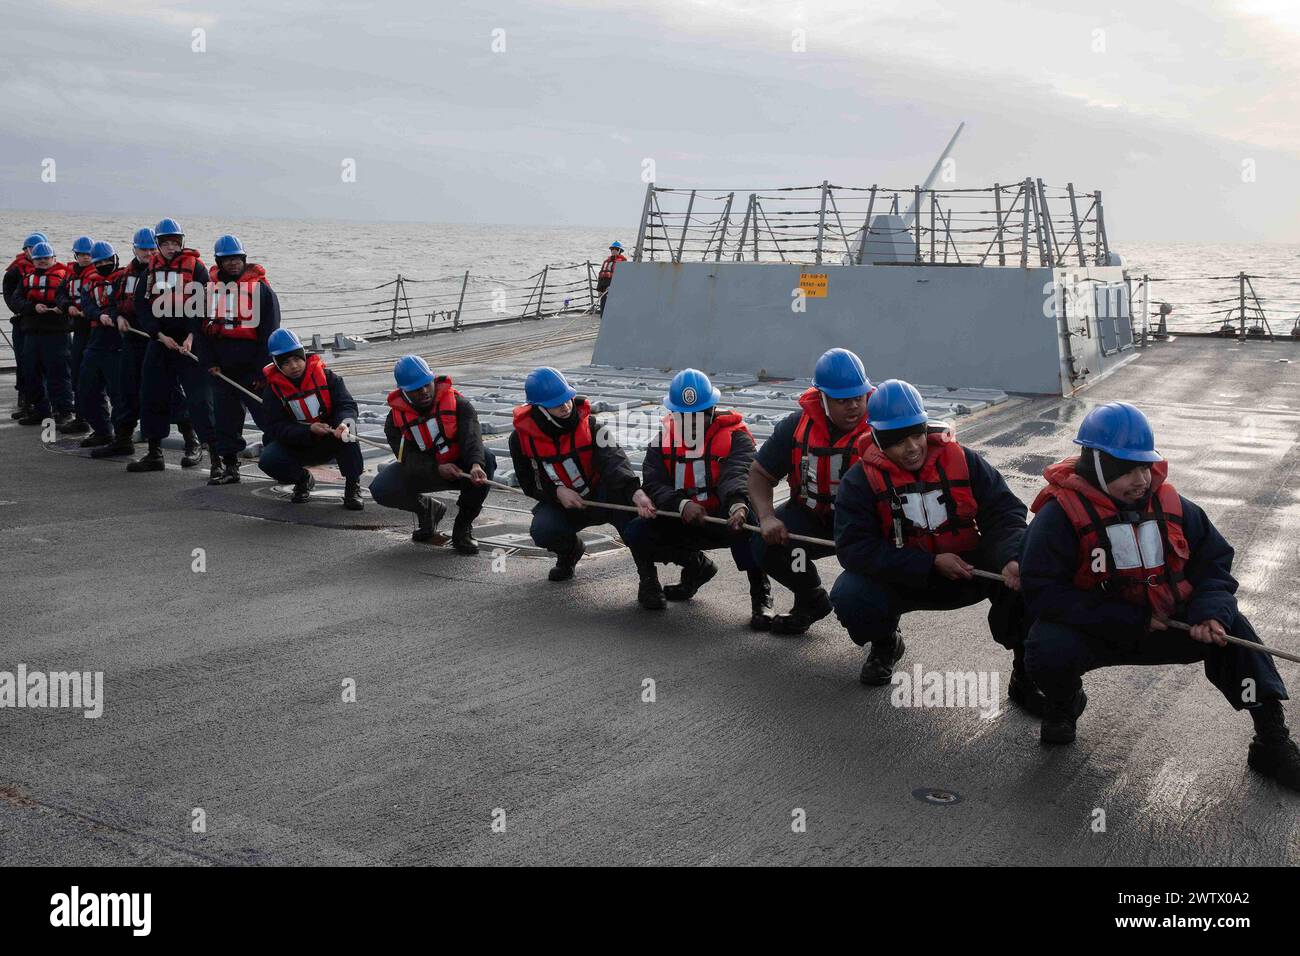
[912,787,962,806]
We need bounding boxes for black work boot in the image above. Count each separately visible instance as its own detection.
[413,495,446,542]
[748,570,774,630]
[636,558,667,610]
[1247,701,1300,792]
[1007,645,1049,717]
[663,552,717,601]
[771,587,833,636]
[290,469,315,503]
[1040,690,1089,745]
[180,430,205,468]
[91,426,135,459]
[17,407,48,426]
[451,515,479,555]
[207,457,224,484]
[126,441,165,472]
[343,478,364,511]
[859,628,906,686]
[52,410,75,430]
[79,432,113,448]
[9,399,30,420]
[549,537,585,582]
[58,415,90,435]
[209,455,240,485]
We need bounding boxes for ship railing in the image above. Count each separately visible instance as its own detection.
[1131,272,1300,342]
[631,180,1111,268]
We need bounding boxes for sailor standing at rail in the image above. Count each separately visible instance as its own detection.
[621,369,772,619]
[257,329,363,510]
[831,380,1037,699]
[748,348,874,635]
[198,235,280,485]
[57,235,97,436]
[12,242,75,429]
[75,242,126,449]
[595,240,626,314]
[1019,402,1300,790]
[509,366,657,581]
[369,355,494,555]
[130,218,216,476]
[4,232,47,421]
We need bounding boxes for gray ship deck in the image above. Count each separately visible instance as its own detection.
[1,323,1297,866]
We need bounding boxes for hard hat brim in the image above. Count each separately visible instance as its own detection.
[532,385,577,408]
[664,387,721,413]
[869,411,929,431]
[818,383,872,399]
[1073,439,1162,463]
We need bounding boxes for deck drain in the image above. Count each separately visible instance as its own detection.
[912,787,962,806]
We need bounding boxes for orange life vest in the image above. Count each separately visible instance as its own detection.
[22,262,70,306]
[115,259,147,325]
[263,353,333,424]
[387,376,460,463]
[205,263,266,340]
[145,248,203,323]
[63,262,95,312]
[659,410,748,513]
[5,255,33,278]
[83,270,114,310]
[859,428,981,554]
[597,253,626,283]
[512,399,599,496]
[788,387,873,517]
[1031,457,1192,620]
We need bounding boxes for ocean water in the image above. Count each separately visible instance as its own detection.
[3,212,1298,338]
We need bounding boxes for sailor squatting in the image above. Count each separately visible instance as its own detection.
[6,222,1300,794]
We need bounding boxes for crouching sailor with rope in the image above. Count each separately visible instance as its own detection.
[510,366,656,581]
[256,329,363,510]
[748,348,874,635]
[1019,401,1299,790]
[621,369,771,620]
[831,379,1036,699]
[369,355,494,555]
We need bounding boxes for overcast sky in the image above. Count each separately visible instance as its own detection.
[2,0,1298,240]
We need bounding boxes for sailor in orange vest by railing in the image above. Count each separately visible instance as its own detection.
[595,240,626,314]
[55,235,97,436]
[1020,402,1299,790]
[3,232,47,422]
[831,380,1035,696]
[256,329,364,511]
[509,366,657,582]
[748,348,874,636]
[369,355,495,555]
[621,369,772,620]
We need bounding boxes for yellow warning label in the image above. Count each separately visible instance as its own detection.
[799,273,828,298]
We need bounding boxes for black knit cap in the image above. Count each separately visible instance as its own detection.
[1075,447,1147,488]
[874,422,927,449]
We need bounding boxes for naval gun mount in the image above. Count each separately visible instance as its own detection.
[595,154,1135,397]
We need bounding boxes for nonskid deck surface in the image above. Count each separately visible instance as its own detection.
[0,334,1297,865]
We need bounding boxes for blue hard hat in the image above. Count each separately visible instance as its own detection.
[665,368,720,413]
[267,328,303,357]
[29,242,55,260]
[23,232,48,249]
[90,241,116,263]
[132,227,157,250]
[867,379,928,431]
[394,354,435,391]
[71,235,95,255]
[154,218,183,239]
[525,366,576,408]
[609,240,623,250]
[214,234,245,257]
[1074,401,1161,463]
[813,347,872,398]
